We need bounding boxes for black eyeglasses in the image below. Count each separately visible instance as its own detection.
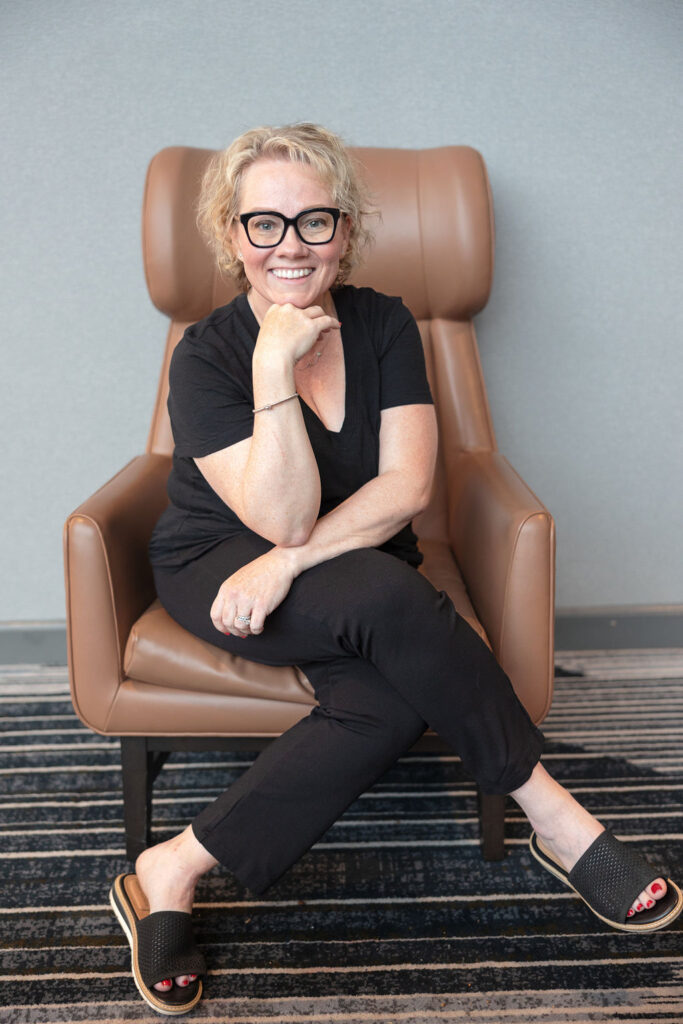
[239,207,342,248]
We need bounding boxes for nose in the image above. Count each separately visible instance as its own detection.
[276,223,307,256]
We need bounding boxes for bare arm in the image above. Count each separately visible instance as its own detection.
[211,403,438,636]
[285,403,437,575]
[196,302,339,547]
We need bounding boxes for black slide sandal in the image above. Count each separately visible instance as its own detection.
[530,830,683,932]
[110,873,206,1015]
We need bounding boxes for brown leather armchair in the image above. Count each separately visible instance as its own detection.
[63,145,555,865]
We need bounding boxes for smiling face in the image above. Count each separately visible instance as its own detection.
[230,158,350,321]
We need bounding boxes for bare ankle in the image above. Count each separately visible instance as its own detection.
[510,763,604,871]
[135,827,218,914]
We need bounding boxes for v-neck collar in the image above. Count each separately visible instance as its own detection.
[239,288,352,436]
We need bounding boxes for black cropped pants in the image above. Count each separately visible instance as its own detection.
[153,536,544,894]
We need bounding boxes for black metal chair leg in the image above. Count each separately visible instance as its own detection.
[478,789,506,861]
[120,737,153,861]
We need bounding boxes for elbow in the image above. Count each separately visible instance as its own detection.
[263,514,317,548]
[410,482,433,519]
[277,528,313,548]
[415,485,432,515]
[388,468,434,523]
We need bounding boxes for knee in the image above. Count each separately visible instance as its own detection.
[318,549,448,645]
[334,549,434,618]
[293,548,451,646]
[313,674,425,747]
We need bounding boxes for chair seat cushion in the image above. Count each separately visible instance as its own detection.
[124,600,315,703]
[124,541,488,705]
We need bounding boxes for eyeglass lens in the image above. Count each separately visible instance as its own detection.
[246,210,337,247]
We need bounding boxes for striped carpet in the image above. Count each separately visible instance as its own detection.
[2,650,683,1022]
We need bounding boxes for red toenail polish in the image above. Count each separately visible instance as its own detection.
[160,979,172,987]
[636,903,643,911]
[178,978,189,987]
[627,909,634,917]
[646,899,654,907]
[651,883,663,894]
[188,974,197,980]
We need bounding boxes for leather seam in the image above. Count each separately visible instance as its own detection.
[89,513,125,733]
[63,515,122,734]
[415,150,432,319]
[499,509,554,723]
[123,622,139,677]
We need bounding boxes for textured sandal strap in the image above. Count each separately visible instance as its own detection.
[137,911,206,987]
[569,830,658,923]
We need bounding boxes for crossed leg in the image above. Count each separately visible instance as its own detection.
[136,762,668,993]
[140,542,668,991]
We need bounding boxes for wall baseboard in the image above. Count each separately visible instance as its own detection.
[1,608,681,666]
[555,606,683,651]
[0,622,68,666]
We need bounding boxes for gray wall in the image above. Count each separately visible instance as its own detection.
[2,0,682,622]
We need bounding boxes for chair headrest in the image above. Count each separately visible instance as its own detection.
[142,144,494,324]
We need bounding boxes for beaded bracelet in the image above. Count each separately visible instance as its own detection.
[252,392,299,414]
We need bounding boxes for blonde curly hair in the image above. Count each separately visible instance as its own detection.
[197,123,376,290]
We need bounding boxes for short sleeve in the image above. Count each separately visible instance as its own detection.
[378,299,433,410]
[167,329,254,458]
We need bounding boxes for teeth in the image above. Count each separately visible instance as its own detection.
[271,268,313,279]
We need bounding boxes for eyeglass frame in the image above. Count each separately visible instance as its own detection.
[238,207,343,248]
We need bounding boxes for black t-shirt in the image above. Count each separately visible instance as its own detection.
[149,285,433,571]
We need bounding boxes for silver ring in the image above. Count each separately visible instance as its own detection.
[235,615,251,625]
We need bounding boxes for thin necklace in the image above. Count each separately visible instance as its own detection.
[303,347,325,369]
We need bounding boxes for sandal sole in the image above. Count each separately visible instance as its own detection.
[110,874,203,1016]
[529,832,683,933]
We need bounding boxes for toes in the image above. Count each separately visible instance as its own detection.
[175,974,198,987]
[629,880,666,917]
[630,887,650,915]
[152,973,199,992]
[647,878,667,902]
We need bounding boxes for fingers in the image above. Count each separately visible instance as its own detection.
[210,587,265,639]
[210,589,246,638]
[274,303,340,335]
[259,303,340,363]
[248,602,266,635]
[305,305,341,333]
[209,590,226,634]
[232,601,266,637]
[306,305,340,324]
[318,316,342,335]
[233,608,253,638]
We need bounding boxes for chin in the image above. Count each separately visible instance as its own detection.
[269,287,321,308]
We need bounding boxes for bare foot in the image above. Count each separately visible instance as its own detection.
[512,764,667,919]
[135,826,218,992]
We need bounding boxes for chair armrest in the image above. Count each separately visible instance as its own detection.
[63,454,171,733]
[447,451,555,723]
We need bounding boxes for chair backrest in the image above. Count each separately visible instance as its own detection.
[142,145,499,476]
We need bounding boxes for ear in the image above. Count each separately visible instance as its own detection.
[226,218,242,260]
[340,213,352,256]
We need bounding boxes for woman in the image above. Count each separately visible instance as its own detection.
[110,124,682,1016]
